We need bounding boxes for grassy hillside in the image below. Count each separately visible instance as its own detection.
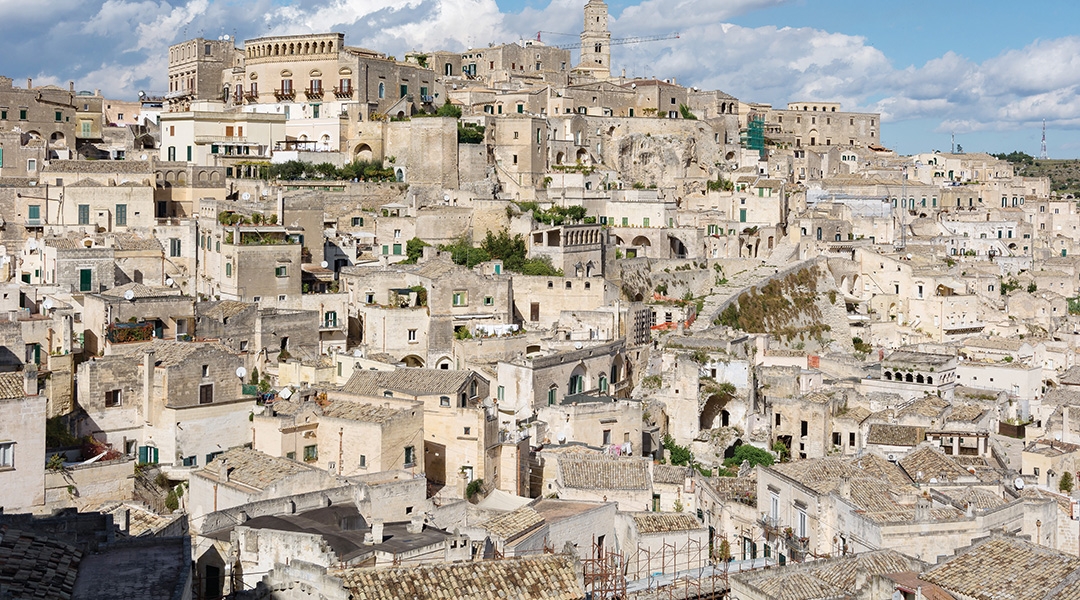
[993,152,1080,195]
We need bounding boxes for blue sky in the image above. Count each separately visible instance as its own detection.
[1,0,1077,157]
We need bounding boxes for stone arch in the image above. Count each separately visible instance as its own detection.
[576,148,591,165]
[916,374,925,384]
[434,356,453,370]
[568,363,588,395]
[555,151,565,165]
[355,143,373,161]
[49,131,66,147]
[164,171,176,183]
[631,235,651,248]
[210,171,222,184]
[526,344,541,355]
[905,373,913,383]
[198,170,209,183]
[700,393,733,430]
[926,376,933,385]
[176,171,187,186]
[884,371,892,380]
[401,354,425,368]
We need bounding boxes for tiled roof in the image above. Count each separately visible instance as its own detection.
[99,502,175,537]
[115,339,234,368]
[1021,487,1075,514]
[835,406,871,423]
[100,282,177,299]
[866,424,925,446]
[1060,365,1080,386]
[480,507,544,540]
[940,487,1006,510]
[631,513,702,534]
[710,473,757,504]
[0,528,82,599]
[558,456,650,490]
[898,445,970,483]
[201,447,315,490]
[110,234,163,251]
[341,554,584,600]
[946,403,986,423]
[321,400,401,423]
[734,549,917,600]
[198,300,254,320]
[897,395,950,418]
[652,464,690,485]
[340,368,476,397]
[44,160,153,174]
[923,536,1080,600]
[0,372,26,399]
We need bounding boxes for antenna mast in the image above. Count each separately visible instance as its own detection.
[1040,120,1048,159]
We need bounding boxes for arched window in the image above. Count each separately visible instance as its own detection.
[547,385,558,406]
[378,82,385,99]
[598,374,608,393]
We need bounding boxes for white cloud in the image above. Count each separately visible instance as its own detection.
[2,0,1080,151]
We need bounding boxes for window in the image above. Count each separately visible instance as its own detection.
[797,510,807,538]
[464,427,472,436]
[240,340,248,352]
[167,146,176,161]
[114,203,127,226]
[182,456,197,467]
[79,268,92,292]
[775,413,781,426]
[2,440,18,468]
[324,311,338,328]
[483,296,493,306]
[603,429,612,445]
[27,205,40,222]
[400,84,408,98]
[497,386,505,401]
[359,454,367,468]
[225,263,232,277]
[440,395,450,407]
[408,329,417,342]
[548,386,558,406]
[392,243,402,255]
[0,110,5,120]
[27,158,36,172]
[275,266,287,277]
[378,82,385,98]
[452,291,467,306]
[105,389,122,407]
[19,109,27,120]
[404,445,416,466]
[352,216,364,226]
[199,383,213,404]
[55,111,62,122]
[304,445,318,462]
[849,432,855,446]
[643,217,650,227]
[78,204,90,225]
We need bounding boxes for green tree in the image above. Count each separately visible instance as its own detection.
[678,104,698,120]
[480,230,528,271]
[1061,471,1075,494]
[662,434,693,466]
[723,445,775,469]
[436,100,462,118]
[440,236,491,268]
[401,237,430,264]
[770,440,790,463]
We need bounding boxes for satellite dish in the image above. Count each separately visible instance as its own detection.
[631,83,637,89]
[140,154,147,160]
[236,366,247,379]
[242,192,251,201]
[928,477,938,484]
[278,387,293,400]
[320,261,329,268]
[557,433,566,443]
[165,278,175,287]
[138,91,146,98]
[574,342,583,349]
[906,253,913,260]
[42,298,54,311]
[1014,477,1025,490]
[223,34,230,41]
[123,290,136,301]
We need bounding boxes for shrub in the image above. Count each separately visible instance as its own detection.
[723,445,774,469]
[466,478,484,498]
[164,490,179,512]
[1061,471,1075,494]
[662,434,693,466]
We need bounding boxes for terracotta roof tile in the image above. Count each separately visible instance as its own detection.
[631,512,702,534]
[341,554,584,600]
[200,447,315,490]
[0,528,82,599]
[0,372,26,399]
[340,368,476,397]
[923,536,1080,600]
[480,507,544,540]
[558,456,650,490]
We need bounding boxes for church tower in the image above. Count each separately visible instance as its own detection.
[577,0,612,79]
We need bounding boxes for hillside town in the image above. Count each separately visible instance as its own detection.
[2,1,1080,599]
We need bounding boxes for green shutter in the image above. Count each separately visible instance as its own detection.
[28,205,39,220]
[79,269,92,292]
[115,204,127,226]
[78,204,90,224]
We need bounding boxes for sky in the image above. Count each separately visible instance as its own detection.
[1,0,1078,157]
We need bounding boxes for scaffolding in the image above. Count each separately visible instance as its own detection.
[741,116,766,158]
[581,537,729,600]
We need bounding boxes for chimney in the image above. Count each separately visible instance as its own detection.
[407,516,425,534]
[22,366,38,396]
[837,476,851,500]
[366,519,384,545]
[68,81,74,92]
[915,495,931,522]
[220,458,230,482]
[26,78,32,89]
[119,508,130,532]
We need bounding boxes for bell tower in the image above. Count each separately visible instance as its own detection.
[577,0,611,79]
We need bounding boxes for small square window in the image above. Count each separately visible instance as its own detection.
[483,296,494,306]
[105,389,122,407]
[464,427,471,435]
[202,364,209,377]
[275,266,287,277]
[278,295,286,301]
[239,341,248,352]
[408,329,417,342]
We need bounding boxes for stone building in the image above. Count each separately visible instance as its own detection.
[0,370,45,511]
[75,339,256,469]
[762,101,882,149]
[166,37,243,112]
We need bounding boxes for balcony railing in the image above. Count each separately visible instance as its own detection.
[244,91,259,102]
[333,86,353,99]
[274,89,296,101]
[759,514,781,538]
[304,88,324,100]
[784,534,810,554]
[420,95,435,104]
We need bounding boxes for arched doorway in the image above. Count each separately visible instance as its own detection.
[355,143,373,162]
[402,355,425,368]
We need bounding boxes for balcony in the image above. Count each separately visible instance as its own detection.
[334,86,353,99]
[274,88,296,101]
[421,95,435,104]
[759,514,781,539]
[244,91,259,102]
[784,534,809,554]
[304,88,324,100]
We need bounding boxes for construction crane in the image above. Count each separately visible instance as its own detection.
[535,31,680,49]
